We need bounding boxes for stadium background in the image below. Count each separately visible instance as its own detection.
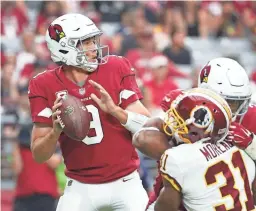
[1,1,256,210]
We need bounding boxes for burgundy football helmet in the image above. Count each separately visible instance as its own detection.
[163,88,232,144]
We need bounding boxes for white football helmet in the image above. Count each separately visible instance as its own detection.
[45,13,109,72]
[198,57,252,117]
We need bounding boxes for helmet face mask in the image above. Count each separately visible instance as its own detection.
[45,14,109,72]
[225,97,251,116]
[73,36,109,72]
[198,58,252,117]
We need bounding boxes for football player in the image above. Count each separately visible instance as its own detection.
[198,58,256,160]
[153,88,255,211]
[133,58,256,210]
[28,14,149,211]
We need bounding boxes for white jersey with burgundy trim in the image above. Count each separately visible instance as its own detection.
[160,140,256,211]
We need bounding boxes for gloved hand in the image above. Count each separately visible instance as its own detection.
[227,122,254,149]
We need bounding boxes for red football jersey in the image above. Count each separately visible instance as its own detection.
[239,104,256,134]
[28,55,142,184]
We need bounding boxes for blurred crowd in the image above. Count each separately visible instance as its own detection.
[1,1,256,210]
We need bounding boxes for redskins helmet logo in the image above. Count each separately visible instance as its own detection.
[48,24,65,42]
[200,65,211,83]
[191,106,213,129]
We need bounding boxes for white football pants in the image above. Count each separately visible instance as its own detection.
[56,171,148,211]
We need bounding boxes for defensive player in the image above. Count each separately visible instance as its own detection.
[28,14,149,211]
[133,58,256,210]
[153,89,255,211]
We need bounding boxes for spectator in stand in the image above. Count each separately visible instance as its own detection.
[185,1,201,37]
[234,1,256,34]
[87,11,115,54]
[113,8,135,54]
[1,50,17,68]
[12,84,62,211]
[143,55,179,116]
[251,24,256,51]
[36,1,64,36]
[1,63,16,101]
[153,7,172,52]
[11,31,36,87]
[125,25,160,80]
[1,1,28,38]
[217,1,243,37]
[119,6,149,56]
[162,27,192,65]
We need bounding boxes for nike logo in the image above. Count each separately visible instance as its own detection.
[123,178,133,182]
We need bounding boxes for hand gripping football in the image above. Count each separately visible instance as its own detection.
[57,94,90,141]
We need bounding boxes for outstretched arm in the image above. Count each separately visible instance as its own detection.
[132,117,172,160]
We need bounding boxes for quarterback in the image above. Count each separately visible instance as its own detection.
[28,14,149,211]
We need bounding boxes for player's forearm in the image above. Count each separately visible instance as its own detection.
[31,129,60,163]
[155,200,171,211]
[110,106,128,124]
[154,190,179,211]
[111,106,150,134]
[46,153,63,170]
[133,129,170,160]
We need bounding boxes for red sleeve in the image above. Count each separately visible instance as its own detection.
[241,105,256,134]
[160,89,184,112]
[118,57,143,109]
[28,77,52,125]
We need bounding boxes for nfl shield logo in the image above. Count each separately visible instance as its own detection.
[79,88,86,95]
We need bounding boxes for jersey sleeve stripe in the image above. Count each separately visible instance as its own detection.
[118,89,136,105]
[161,172,181,192]
[120,74,135,85]
[29,96,48,101]
[38,107,52,118]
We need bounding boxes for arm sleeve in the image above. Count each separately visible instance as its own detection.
[159,149,183,192]
[28,78,52,125]
[118,57,143,109]
[242,105,256,134]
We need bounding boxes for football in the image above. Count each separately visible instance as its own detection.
[57,94,90,141]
